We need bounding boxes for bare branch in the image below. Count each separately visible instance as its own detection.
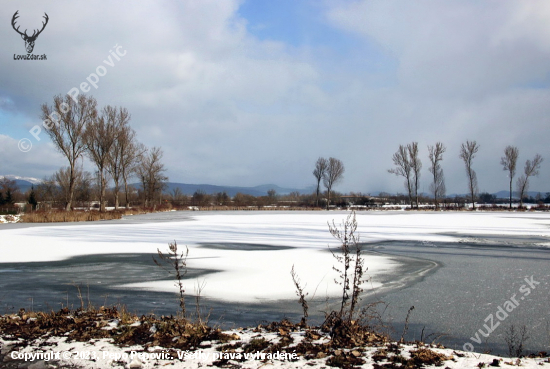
[408,142,422,209]
[136,146,168,207]
[323,157,345,209]
[313,157,328,207]
[516,154,543,207]
[152,241,189,318]
[459,140,480,209]
[40,94,98,210]
[290,265,309,327]
[428,142,446,209]
[389,144,413,207]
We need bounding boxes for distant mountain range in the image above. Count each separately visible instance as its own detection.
[162,182,315,197]
[2,174,547,198]
[1,175,42,193]
[2,175,42,184]
[0,174,314,197]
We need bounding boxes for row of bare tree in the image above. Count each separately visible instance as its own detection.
[40,94,167,211]
[389,140,543,209]
[500,146,543,208]
[312,157,345,208]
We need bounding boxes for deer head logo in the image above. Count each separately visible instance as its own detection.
[12,11,49,54]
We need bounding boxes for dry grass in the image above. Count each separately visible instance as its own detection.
[0,305,223,350]
[19,205,178,223]
[189,206,325,211]
[19,205,326,223]
[21,209,132,223]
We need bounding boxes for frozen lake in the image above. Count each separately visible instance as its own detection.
[1,210,549,355]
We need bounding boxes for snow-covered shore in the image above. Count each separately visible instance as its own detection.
[1,326,548,369]
[0,214,20,224]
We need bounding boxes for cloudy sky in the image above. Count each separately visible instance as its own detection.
[1,0,550,195]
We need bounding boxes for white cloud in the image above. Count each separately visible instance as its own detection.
[0,134,64,177]
[326,1,550,97]
[1,1,550,194]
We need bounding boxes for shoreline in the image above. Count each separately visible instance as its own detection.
[1,306,548,369]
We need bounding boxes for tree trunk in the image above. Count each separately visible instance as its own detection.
[470,174,475,210]
[99,169,106,212]
[415,175,419,209]
[66,165,76,211]
[111,177,119,210]
[433,173,438,210]
[510,177,512,210]
[406,178,413,207]
[315,180,321,207]
[519,184,525,209]
[123,175,130,209]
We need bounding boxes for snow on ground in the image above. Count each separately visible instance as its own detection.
[1,329,549,369]
[1,211,550,302]
[0,214,20,224]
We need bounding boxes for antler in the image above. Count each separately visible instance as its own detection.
[29,13,49,39]
[11,11,49,39]
[11,11,27,37]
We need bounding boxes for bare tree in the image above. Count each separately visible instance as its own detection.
[215,191,230,206]
[428,142,446,209]
[74,171,94,209]
[500,146,519,209]
[171,187,187,206]
[388,145,413,206]
[0,177,18,194]
[0,177,20,205]
[267,189,277,204]
[54,165,92,209]
[459,140,480,209]
[233,192,255,207]
[36,175,60,205]
[84,105,120,212]
[55,167,73,206]
[192,190,211,207]
[408,142,422,209]
[516,154,543,208]
[323,157,345,209]
[106,107,131,209]
[111,125,143,209]
[313,157,328,207]
[41,94,97,210]
[136,146,168,207]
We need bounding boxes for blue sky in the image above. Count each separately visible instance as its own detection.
[240,0,355,50]
[239,0,397,86]
[1,0,550,194]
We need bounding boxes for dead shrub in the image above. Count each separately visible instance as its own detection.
[409,348,451,366]
[153,241,189,319]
